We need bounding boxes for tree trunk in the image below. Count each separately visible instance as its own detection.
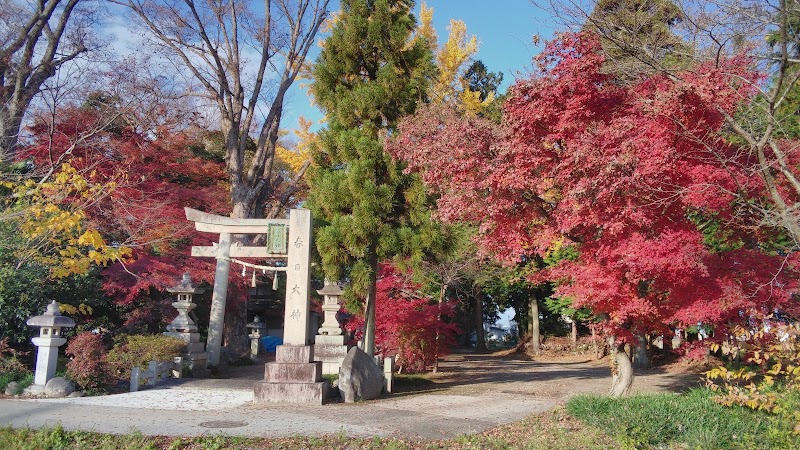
[362,253,378,357]
[0,111,24,164]
[474,286,488,353]
[590,324,599,359]
[632,332,650,370]
[571,319,578,351]
[432,283,447,372]
[609,336,634,397]
[529,294,540,356]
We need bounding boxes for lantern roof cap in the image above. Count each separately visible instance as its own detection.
[27,301,75,328]
[317,283,343,296]
[167,273,205,295]
[246,316,266,329]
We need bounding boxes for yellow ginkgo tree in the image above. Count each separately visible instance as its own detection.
[417,2,496,115]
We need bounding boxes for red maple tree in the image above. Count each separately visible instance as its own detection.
[389,32,798,350]
[344,263,460,373]
[19,105,235,328]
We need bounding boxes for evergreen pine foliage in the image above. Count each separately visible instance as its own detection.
[308,0,435,355]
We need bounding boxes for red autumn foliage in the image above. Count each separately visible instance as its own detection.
[65,331,113,390]
[17,106,238,312]
[344,263,460,372]
[389,32,799,343]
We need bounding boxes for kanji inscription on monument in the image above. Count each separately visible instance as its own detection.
[283,209,312,345]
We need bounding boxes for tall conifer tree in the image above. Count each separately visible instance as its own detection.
[308,0,434,355]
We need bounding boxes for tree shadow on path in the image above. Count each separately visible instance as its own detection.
[391,351,703,398]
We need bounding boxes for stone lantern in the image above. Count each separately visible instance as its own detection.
[27,301,75,386]
[317,283,344,335]
[164,273,208,370]
[313,282,349,375]
[165,273,204,333]
[246,316,266,360]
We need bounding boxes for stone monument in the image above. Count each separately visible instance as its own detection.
[254,209,328,404]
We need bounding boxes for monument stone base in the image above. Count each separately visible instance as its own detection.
[254,344,328,404]
[313,334,350,375]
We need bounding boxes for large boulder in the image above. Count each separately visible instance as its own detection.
[44,377,75,398]
[338,347,383,403]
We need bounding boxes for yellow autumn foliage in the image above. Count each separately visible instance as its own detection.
[3,163,131,279]
[417,2,437,49]
[416,2,495,115]
[276,116,317,176]
[705,322,800,433]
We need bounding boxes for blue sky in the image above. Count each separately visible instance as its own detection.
[282,1,558,136]
[424,1,555,89]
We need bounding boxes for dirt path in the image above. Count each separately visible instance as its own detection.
[0,351,704,440]
[414,351,702,399]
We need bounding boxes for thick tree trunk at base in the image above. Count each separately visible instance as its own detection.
[223,302,249,360]
[633,332,650,370]
[609,337,634,397]
[529,295,540,356]
[432,284,447,372]
[591,324,600,359]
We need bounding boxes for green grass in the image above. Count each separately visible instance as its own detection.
[0,410,620,449]
[0,425,158,450]
[566,387,799,449]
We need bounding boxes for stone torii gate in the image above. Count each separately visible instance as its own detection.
[186,207,327,403]
[185,207,312,366]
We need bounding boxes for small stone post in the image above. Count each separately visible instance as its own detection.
[27,301,75,386]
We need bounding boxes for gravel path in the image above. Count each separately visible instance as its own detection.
[0,351,702,440]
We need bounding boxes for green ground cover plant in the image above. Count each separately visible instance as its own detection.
[566,388,798,449]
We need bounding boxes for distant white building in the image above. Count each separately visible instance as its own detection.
[485,325,512,343]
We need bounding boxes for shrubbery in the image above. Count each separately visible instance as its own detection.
[344,264,459,373]
[65,332,113,391]
[705,321,800,436]
[0,337,29,393]
[105,334,186,379]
